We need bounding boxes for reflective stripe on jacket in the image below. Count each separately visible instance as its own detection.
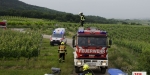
[59,45,66,53]
[81,16,85,21]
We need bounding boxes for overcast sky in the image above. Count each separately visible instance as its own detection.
[19,0,150,19]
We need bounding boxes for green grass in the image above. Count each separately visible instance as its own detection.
[108,45,138,74]
[0,39,74,75]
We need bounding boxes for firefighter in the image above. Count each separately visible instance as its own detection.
[79,12,85,27]
[58,42,67,62]
[79,64,93,75]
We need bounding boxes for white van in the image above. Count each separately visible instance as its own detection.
[50,28,67,46]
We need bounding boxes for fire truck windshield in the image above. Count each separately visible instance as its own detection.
[78,36,107,46]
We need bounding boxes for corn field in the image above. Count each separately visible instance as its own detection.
[0,29,43,59]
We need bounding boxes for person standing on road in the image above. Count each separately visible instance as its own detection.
[79,64,93,75]
[79,12,85,27]
[58,42,67,62]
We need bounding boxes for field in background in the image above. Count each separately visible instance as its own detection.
[1,16,150,74]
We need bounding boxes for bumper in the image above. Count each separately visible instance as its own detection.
[74,59,108,68]
[50,40,61,44]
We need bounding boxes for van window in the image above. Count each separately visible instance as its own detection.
[52,34,63,38]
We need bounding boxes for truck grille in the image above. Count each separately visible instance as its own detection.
[84,60,97,62]
[53,40,59,42]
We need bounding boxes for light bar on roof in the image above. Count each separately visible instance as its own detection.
[100,31,107,34]
[53,29,65,34]
[60,31,64,34]
[78,30,84,33]
[78,27,84,33]
[53,31,56,33]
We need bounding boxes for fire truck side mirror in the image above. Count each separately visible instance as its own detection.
[109,39,112,45]
[72,39,76,47]
[108,40,112,48]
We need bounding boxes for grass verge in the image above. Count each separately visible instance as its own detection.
[108,45,138,74]
[0,39,74,75]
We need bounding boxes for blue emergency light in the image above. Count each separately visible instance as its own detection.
[100,31,107,34]
[61,30,65,34]
[78,30,84,33]
[53,31,56,33]
[108,68,126,75]
[53,30,64,34]
[60,31,64,34]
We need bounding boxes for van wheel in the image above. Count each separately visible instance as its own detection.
[50,42,54,46]
[59,42,61,45]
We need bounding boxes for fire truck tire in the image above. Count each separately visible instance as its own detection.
[101,68,106,74]
[75,67,80,73]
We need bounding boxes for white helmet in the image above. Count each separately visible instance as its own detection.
[79,12,83,15]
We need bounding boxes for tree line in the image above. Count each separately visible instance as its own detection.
[0,0,121,24]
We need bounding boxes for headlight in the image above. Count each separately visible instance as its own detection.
[101,61,107,66]
[76,60,82,65]
[102,63,106,66]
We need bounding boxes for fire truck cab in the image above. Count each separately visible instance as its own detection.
[50,28,67,46]
[0,20,7,29]
[72,27,112,74]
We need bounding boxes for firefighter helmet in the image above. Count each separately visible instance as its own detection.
[83,64,89,71]
[79,12,83,15]
[61,42,64,45]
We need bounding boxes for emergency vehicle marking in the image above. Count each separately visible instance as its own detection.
[77,47,106,54]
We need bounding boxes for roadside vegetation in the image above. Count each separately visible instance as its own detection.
[0,29,42,59]
[0,38,74,75]
[0,16,150,74]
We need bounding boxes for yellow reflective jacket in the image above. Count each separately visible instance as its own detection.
[81,15,85,21]
[58,45,66,53]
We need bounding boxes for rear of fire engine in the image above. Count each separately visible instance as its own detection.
[72,27,112,74]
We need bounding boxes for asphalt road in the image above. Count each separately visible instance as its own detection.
[12,28,110,75]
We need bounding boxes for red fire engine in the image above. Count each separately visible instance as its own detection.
[72,27,112,74]
[0,20,7,29]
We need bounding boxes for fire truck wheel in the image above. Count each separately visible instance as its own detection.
[101,68,106,74]
[75,67,80,73]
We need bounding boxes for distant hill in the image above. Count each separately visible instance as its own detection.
[0,0,119,23]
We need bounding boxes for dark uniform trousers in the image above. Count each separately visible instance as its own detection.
[58,45,66,61]
[59,53,65,60]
